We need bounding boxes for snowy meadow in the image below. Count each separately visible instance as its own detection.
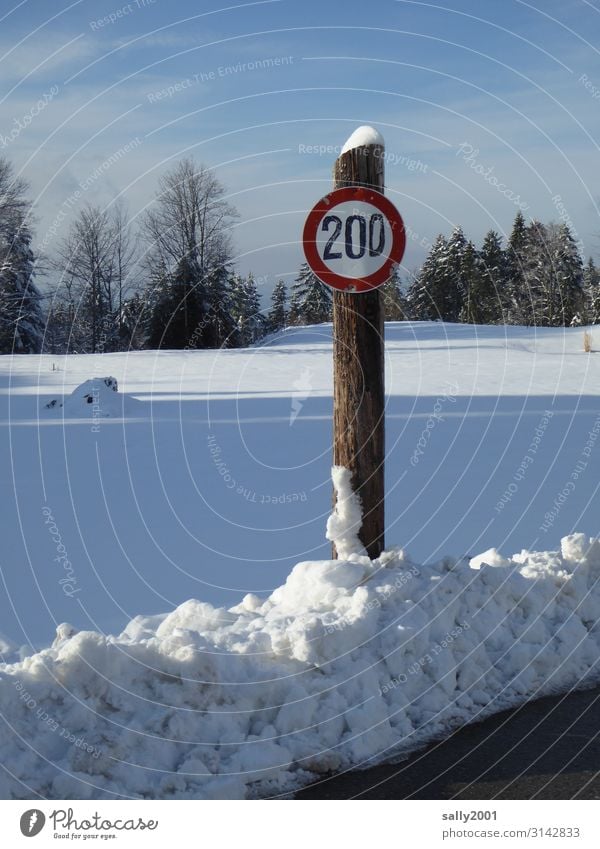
[1,320,600,798]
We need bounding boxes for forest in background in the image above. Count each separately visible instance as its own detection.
[1,154,598,355]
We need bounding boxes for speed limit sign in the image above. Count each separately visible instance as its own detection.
[302,186,406,292]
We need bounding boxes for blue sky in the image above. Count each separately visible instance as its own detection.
[1,0,600,294]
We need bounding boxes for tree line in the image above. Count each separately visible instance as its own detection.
[264,211,598,331]
[406,213,598,327]
[1,155,277,354]
[1,152,598,356]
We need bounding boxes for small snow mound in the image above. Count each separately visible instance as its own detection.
[270,558,368,612]
[341,125,385,154]
[326,466,368,559]
[44,376,140,418]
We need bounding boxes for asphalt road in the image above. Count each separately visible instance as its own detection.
[296,685,600,799]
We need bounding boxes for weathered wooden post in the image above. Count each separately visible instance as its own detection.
[302,126,405,560]
[332,129,386,559]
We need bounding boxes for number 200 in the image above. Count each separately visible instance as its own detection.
[322,213,385,261]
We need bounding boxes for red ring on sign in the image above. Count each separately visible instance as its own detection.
[302,186,406,292]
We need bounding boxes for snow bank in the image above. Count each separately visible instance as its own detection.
[1,483,600,799]
[340,125,385,154]
[44,376,141,419]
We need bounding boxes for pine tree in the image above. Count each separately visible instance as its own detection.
[119,291,149,350]
[551,224,584,327]
[229,273,245,329]
[288,262,332,325]
[230,273,264,346]
[505,211,529,323]
[458,240,483,324]
[267,280,288,332]
[242,273,263,344]
[516,222,584,327]
[381,266,406,320]
[44,298,74,354]
[478,230,509,323]
[519,221,549,325]
[407,235,450,321]
[0,160,44,353]
[445,227,467,321]
[147,253,208,349]
[0,223,45,353]
[204,263,239,348]
[583,257,600,324]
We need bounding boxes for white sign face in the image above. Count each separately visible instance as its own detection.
[304,186,406,292]
[313,199,395,280]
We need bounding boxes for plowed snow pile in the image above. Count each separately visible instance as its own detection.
[1,469,599,799]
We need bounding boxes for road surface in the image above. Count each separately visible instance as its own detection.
[296,685,600,799]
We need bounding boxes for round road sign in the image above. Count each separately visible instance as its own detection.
[303,186,406,293]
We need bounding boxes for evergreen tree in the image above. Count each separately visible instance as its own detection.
[478,230,509,323]
[0,158,28,244]
[204,264,239,348]
[0,159,44,353]
[288,263,332,325]
[519,221,549,325]
[230,273,264,346]
[0,223,45,353]
[445,227,467,321]
[381,266,406,320]
[505,211,529,322]
[44,299,71,355]
[551,223,584,327]
[267,280,288,332]
[241,273,263,344]
[515,222,584,327]
[407,235,450,320]
[119,291,149,350]
[458,240,484,324]
[583,257,600,324]
[147,253,208,349]
[229,273,245,326]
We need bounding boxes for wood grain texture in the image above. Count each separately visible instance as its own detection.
[332,144,385,559]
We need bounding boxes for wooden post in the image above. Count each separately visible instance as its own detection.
[332,135,385,559]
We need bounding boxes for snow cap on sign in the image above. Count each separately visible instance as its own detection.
[340,125,385,154]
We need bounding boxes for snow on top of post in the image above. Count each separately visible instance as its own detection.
[326,466,368,560]
[340,125,385,155]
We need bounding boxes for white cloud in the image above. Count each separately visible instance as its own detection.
[0,32,100,85]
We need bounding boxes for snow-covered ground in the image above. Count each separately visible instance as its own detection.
[1,321,600,798]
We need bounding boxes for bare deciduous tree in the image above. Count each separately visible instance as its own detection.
[142,157,238,349]
[51,202,138,352]
[142,157,236,277]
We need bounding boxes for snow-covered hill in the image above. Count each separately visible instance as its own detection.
[2,322,599,649]
[1,321,600,798]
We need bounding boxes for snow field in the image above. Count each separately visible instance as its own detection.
[1,321,600,798]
